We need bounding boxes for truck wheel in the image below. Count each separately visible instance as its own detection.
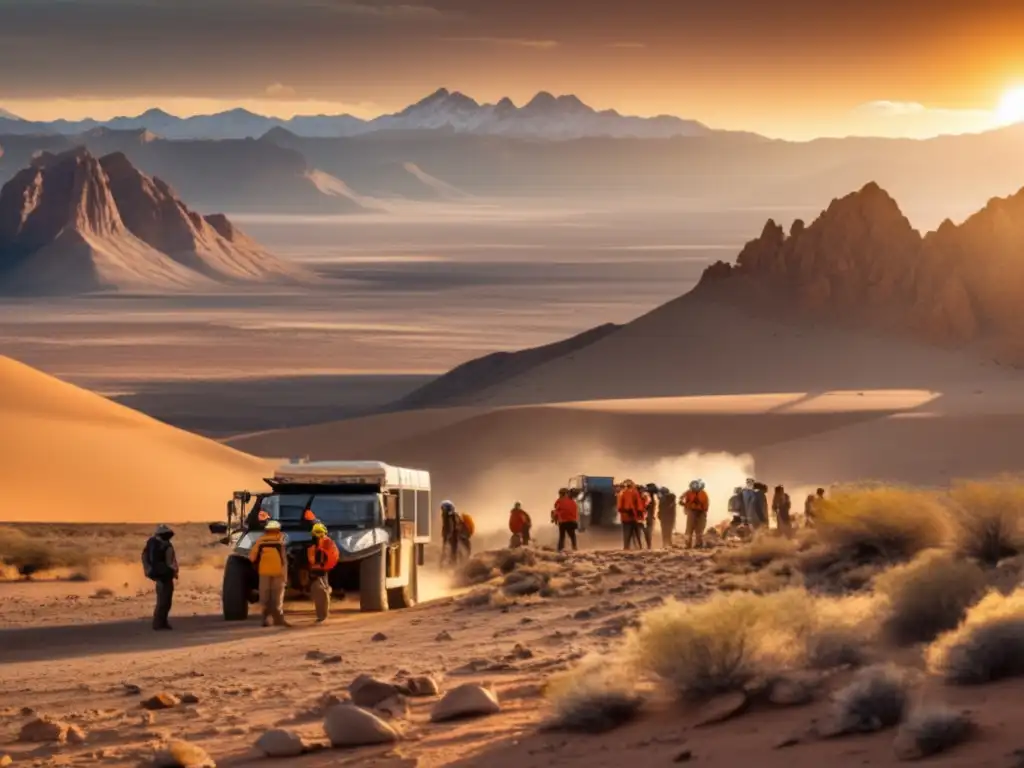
[222,556,250,621]
[388,557,417,609]
[359,546,389,612]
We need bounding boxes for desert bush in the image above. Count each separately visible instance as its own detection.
[815,487,950,561]
[0,526,87,577]
[927,587,1024,684]
[457,547,540,586]
[543,655,644,733]
[874,550,987,645]
[893,706,974,760]
[948,480,1024,564]
[716,534,799,572]
[829,665,909,735]
[628,589,879,700]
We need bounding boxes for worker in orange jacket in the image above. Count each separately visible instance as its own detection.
[552,488,580,551]
[616,480,645,550]
[682,479,710,549]
[509,502,532,547]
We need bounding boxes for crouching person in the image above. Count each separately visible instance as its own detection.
[250,520,290,627]
[307,522,340,623]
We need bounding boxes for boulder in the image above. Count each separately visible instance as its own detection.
[255,729,306,758]
[405,676,440,697]
[323,705,399,748]
[19,716,70,743]
[142,693,181,710]
[151,740,216,767]
[430,684,501,722]
[348,675,401,708]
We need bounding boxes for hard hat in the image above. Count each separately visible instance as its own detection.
[311,522,328,537]
[154,524,173,536]
[689,480,700,492]
[257,510,270,522]
[745,478,756,488]
[659,487,669,495]
[696,478,706,490]
[513,502,522,509]
[265,520,282,531]
[440,500,454,512]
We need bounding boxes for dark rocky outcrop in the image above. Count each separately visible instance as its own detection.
[696,181,1024,348]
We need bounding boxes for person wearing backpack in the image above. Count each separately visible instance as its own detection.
[142,524,179,631]
[307,521,340,623]
[250,520,290,627]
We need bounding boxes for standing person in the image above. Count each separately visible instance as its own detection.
[439,500,461,567]
[804,487,825,528]
[728,486,745,525]
[616,480,644,550]
[741,478,760,530]
[142,524,178,631]
[553,488,580,551]
[682,479,710,549]
[772,485,793,537]
[249,520,290,627]
[752,482,770,529]
[643,483,659,549]
[307,522,340,623]
[509,502,532,547]
[658,487,677,548]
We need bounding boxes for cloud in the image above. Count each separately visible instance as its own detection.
[444,36,560,49]
[265,82,298,98]
[852,99,997,138]
[856,100,928,116]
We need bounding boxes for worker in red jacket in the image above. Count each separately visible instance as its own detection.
[552,488,580,552]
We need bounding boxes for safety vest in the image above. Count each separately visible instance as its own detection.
[683,489,709,513]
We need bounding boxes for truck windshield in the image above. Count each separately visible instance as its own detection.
[259,493,380,528]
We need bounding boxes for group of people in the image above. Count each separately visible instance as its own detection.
[615,479,710,550]
[726,479,826,536]
[142,514,342,631]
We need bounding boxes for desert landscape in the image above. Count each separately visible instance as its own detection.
[7,2,1024,766]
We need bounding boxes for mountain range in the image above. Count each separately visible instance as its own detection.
[0,89,713,141]
[0,148,303,294]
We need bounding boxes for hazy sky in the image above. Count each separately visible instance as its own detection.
[3,0,1024,139]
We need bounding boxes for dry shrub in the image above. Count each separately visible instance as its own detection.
[628,589,879,701]
[894,706,974,760]
[829,664,909,735]
[457,547,541,587]
[0,526,87,577]
[543,655,643,733]
[874,550,986,646]
[716,534,799,572]
[948,480,1024,564]
[816,488,950,562]
[927,587,1024,684]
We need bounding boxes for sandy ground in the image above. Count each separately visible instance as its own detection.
[0,545,1016,768]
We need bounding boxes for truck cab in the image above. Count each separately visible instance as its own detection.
[212,460,431,619]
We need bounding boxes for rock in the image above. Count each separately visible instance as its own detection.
[371,632,387,642]
[0,754,11,767]
[694,692,749,727]
[180,693,200,705]
[430,684,501,723]
[18,716,70,743]
[507,643,533,660]
[349,675,401,708]
[67,725,87,744]
[141,711,156,726]
[673,750,693,762]
[123,683,142,696]
[608,564,625,575]
[323,705,399,748]
[322,655,343,665]
[255,729,306,758]
[768,674,817,707]
[151,740,216,767]
[306,650,328,661]
[435,630,453,642]
[405,676,440,697]
[375,695,410,720]
[142,693,181,710]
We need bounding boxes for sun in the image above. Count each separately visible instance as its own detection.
[996,86,1024,125]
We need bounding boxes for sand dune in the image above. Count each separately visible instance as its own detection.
[0,356,272,523]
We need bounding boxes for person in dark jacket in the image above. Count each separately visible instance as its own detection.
[643,483,659,549]
[772,485,793,536]
[658,487,677,548]
[143,524,179,630]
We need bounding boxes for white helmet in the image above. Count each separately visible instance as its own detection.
[265,520,281,531]
[745,478,756,489]
[696,478,706,491]
[689,480,701,492]
[440,500,455,513]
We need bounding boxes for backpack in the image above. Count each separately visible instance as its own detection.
[320,538,340,571]
[142,537,171,581]
[459,513,476,537]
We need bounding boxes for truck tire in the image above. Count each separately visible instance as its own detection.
[359,546,389,613]
[388,556,417,609]
[222,556,250,621]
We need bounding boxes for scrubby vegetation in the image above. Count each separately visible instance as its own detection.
[873,549,987,645]
[927,587,1024,684]
[948,480,1024,564]
[894,706,974,760]
[543,655,644,733]
[829,664,909,734]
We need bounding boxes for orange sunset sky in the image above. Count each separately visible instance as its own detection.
[2,0,1024,140]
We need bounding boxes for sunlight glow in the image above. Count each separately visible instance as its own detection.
[995,86,1024,125]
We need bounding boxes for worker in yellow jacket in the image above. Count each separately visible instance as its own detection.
[249,520,290,627]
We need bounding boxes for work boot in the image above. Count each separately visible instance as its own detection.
[262,615,272,628]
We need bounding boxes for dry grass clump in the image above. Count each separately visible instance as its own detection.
[543,655,644,733]
[716,534,799,572]
[0,526,88,578]
[873,549,987,646]
[829,664,909,735]
[927,587,1024,684]
[948,480,1024,564]
[457,547,541,586]
[893,706,974,760]
[815,488,950,562]
[627,589,879,701]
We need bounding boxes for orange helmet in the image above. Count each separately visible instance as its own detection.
[257,510,270,522]
[302,509,316,522]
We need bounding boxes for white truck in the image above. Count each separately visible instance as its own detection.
[210,460,431,619]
